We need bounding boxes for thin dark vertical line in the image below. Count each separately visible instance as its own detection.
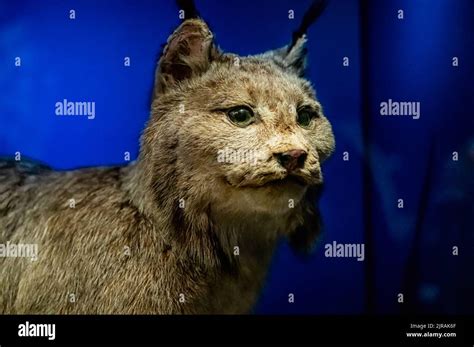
[359,0,375,314]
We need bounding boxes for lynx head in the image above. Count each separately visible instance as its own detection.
[139,14,334,256]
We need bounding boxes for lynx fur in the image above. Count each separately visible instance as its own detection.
[0,18,334,314]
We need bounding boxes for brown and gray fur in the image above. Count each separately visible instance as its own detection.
[0,15,335,314]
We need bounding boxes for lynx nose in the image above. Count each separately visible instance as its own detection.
[275,149,307,172]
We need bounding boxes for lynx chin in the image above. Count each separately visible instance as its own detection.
[0,6,334,314]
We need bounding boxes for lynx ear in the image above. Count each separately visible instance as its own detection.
[259,36,308,77]
[259,0,328,77]
[153,19,220,97]
[288,185,323,255]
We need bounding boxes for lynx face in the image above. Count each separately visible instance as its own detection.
[144,19,334,245]
[165,58,334,214]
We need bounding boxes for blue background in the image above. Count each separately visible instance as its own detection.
[0,0,472,314]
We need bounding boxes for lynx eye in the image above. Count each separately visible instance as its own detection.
[227,106,255,127]
[297,107,318,128]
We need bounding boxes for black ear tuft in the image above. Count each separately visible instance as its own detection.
[257,0,328,77]
[289,0,329,53]
[288,185,324,256]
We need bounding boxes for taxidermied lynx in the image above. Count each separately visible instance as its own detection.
[0,3,334,314]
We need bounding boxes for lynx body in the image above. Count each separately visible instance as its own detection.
[0,17,334,314]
